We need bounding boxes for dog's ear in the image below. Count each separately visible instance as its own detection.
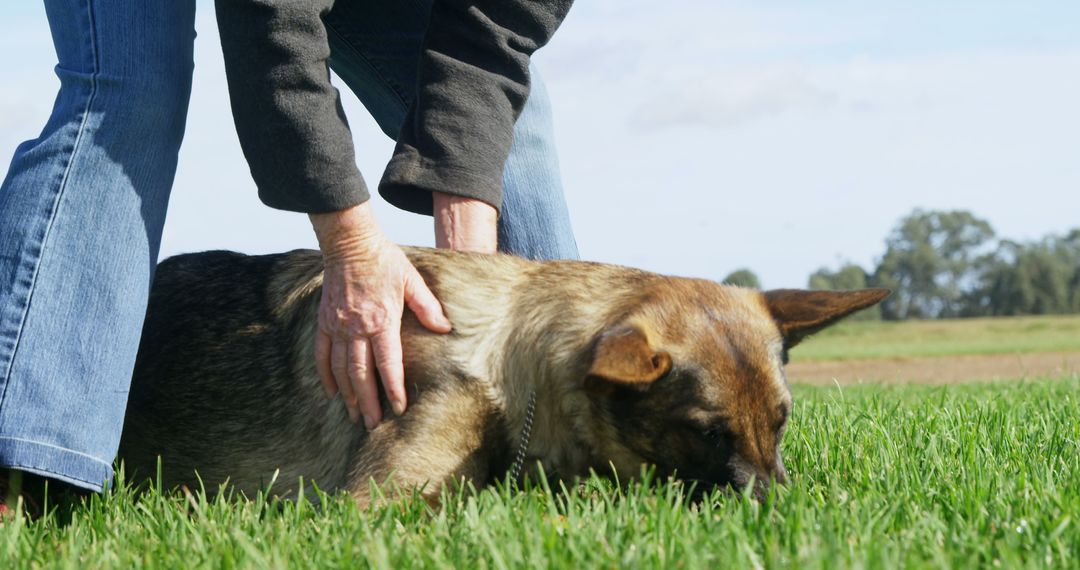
[764,288,890,349]
[585,324,672,395]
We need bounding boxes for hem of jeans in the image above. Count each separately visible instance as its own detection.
[0,437,111,493]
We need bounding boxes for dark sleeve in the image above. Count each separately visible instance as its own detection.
[215,0,368,214]
[378,0,574,216]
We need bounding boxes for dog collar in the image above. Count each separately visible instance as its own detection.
[509,391,537,483]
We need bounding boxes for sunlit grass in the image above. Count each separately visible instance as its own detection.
[3,378,1077,568]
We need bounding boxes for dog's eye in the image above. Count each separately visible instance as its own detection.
[704,424,735,445]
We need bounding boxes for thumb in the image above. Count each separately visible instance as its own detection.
[404,268,452,333]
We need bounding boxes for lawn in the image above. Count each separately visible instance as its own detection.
[4,378,1077,568]
[793,314,1080,361]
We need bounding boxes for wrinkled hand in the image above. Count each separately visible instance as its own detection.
[310,203,452,429]
[433,192,498,253]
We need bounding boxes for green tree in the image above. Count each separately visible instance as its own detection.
[722,268,761,289]
[808,263,881,320]
[977,232,1080,316]
[1060,229,1080,312]
[872,209,996,319]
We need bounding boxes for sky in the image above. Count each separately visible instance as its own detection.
[2,1,1078,288]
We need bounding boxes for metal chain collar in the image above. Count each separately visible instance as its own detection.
[509,391,537,483]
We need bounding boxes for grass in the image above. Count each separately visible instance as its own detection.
[793,314,1080,361]
[3,378,1077,568]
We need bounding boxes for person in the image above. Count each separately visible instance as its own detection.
[0,0,574,517]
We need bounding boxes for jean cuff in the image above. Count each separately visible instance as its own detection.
[0,436,112,493]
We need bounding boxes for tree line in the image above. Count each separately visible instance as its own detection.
[722,209,1080,320]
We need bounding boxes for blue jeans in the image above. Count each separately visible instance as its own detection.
[0,0,577,492]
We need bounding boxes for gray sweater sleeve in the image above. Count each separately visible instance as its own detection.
[379,0,574,216]
[217,0,572,216]
[215,0,368,214]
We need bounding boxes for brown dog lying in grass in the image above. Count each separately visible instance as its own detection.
[118,248,887,504]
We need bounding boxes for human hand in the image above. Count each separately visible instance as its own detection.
[433,193,498,253]
[309,203,452,429]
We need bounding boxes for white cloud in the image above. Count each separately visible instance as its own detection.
[629,72,837,131]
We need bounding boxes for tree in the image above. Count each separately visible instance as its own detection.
[722,268,761,289]
[1059,229,1080,312]
[977,233,1080,316]
[871,209,996,319]
[808,263,881,320]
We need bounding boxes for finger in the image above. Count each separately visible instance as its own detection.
[348,338,381,430]
[370,328,407,416]
[314,331,337,397]
[404,269,452,333]
[332,340,359,424]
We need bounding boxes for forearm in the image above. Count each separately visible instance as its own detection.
[216,0,368,213]
[433,193,497,253]
[379,0,574,216]
[309,203,383,262]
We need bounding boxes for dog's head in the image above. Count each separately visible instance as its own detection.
[583,281,888,499]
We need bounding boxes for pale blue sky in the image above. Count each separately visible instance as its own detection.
[2,1,1078,287]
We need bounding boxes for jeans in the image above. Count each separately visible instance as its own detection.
[0,0,577,492]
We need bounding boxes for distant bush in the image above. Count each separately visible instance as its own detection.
[807,210,1080,320]
[722,268,761,289]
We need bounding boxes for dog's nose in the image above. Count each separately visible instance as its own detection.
[748,470,786,503]
[773,459,789,485]
[727,455,776,500]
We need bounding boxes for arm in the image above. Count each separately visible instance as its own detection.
[215,0,366,213]
[216,2,451,428]
[379,0,575,216]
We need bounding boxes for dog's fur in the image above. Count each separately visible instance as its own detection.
[118,248,887,504]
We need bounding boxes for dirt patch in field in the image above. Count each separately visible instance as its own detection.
[787,351,1080,385]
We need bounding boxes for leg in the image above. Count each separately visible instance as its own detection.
[496,74,579,261]
[325,1,579,260]
[346,381,501,507]
[0,0,195,492]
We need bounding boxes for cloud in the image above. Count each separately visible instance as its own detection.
[628,72,837,131]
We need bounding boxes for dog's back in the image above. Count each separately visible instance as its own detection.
[119,250,361,494]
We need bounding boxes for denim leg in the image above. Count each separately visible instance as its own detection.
[325,0,578,261]
[0,0,195,491]
[497,76,579,261]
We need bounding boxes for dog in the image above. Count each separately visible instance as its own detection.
[118,248,887,504]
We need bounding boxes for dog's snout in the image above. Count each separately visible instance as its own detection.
[728,453,787,500]
[773,456,789,485]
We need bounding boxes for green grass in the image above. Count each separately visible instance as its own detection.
[4,378,1077,568]
[794,314,1080,361]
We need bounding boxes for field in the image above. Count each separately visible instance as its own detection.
[3,316,1079,568]
[793,314,1080,362]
